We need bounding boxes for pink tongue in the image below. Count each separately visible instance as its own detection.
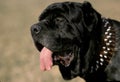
[40,47,53,71]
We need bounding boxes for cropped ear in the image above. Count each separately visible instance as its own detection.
[81,1,101,32]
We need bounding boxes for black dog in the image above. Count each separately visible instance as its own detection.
[31,1,120,82]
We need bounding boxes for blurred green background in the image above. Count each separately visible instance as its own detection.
[0,0,120,82]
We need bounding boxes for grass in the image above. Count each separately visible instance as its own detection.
[0,0,120,82]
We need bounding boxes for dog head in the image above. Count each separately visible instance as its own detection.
[31,1,101,80]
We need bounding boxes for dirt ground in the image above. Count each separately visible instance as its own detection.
[0,0,120,82]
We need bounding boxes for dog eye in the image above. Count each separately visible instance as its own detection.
[55,17,64,23]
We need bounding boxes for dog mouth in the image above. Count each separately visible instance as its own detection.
[52,50,74,67]
[36,42,74,71]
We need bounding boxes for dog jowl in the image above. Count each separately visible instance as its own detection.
[31,1,120,82]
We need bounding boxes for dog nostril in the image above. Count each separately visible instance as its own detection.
[33,27,39,34]
[31,25,40,34]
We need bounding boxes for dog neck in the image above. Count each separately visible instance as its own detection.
[88,18,116,73]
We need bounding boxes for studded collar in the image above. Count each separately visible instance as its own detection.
[89,18,116,73]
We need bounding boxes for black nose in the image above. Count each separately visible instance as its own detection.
[31,24,40,34]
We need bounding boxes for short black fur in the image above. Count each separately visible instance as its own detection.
[31,1,120,82]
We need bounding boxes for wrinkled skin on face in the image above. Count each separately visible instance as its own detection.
[31,1,101,80]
